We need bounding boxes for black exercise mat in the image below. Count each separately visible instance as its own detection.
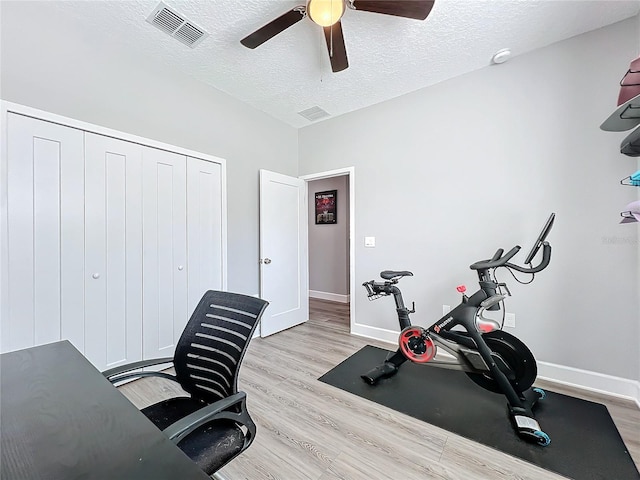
[319,345,639,480]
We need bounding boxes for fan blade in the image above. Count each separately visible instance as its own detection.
[352,0,435,20]
[323,21,348,73]
[241,7,306,49]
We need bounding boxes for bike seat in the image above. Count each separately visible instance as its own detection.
[380,270,413,280]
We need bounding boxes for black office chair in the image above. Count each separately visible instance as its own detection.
[103,290,268,479]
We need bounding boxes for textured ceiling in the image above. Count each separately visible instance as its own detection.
[4,0,640,128]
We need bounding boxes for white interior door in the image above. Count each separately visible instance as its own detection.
[187,158,224,314]
[259,169,308,337]
[3,114,84,353]
[84,133,143,371]
[142,148,188,359]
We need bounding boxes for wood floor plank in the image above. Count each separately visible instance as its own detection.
[439,436,569,480]
[318,448,455,480]
[119,298,640,479]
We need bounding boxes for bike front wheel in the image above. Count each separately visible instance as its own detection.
[464,330,537,394]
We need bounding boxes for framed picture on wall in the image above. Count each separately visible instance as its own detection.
[315,190,337,224]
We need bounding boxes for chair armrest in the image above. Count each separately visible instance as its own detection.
[102,357,175,384]
[162,391,256,448]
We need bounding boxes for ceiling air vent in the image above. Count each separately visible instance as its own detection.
[298,106,331,122]
[146,2,208,48]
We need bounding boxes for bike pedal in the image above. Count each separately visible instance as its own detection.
[513,415,541,433]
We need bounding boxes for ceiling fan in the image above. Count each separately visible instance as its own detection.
[240,0,436,73]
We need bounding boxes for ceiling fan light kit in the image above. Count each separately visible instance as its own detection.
[308,0,346,27]
[240,0,436,73]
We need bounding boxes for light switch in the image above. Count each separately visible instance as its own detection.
[364,236,376,247]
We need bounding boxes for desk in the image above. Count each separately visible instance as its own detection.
[1,341,210,480]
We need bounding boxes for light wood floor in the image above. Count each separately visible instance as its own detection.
[119,298,640,479]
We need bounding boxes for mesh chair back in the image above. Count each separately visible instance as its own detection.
[173,290,268,403]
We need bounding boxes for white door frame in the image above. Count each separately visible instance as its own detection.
[299,167,355,334]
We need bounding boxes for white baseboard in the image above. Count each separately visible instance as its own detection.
[350,323,398,345]
[350,325,640,406]
[309,290,350,304]
[537,361,640,407]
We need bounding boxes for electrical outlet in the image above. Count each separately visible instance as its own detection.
[443,305,451,315]
[504,313,516,328]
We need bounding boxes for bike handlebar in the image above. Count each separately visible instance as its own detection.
[469,242,551,274]
[470,245,521,270]
[362,279,399,299]
[490,248,505,261]
[505,242,551,274]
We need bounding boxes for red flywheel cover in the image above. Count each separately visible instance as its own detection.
[399,326,437,363]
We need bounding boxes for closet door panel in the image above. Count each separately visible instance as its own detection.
[4,115,34,352]
[4,106,226,364]
[59,134,86,352]
[187,158,223,313]
[143,148,187,359]
[85,133,143,371]
[4,114,84,353]
[33,137,61,344]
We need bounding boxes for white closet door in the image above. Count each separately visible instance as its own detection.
[142,148,188,359]
[84,133,143,371]
[187,158,223,314]
[3,114,84,353]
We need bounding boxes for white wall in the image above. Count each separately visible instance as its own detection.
[2,1,639,391]
[0,1,298,297]
[308,176,350,298]
[299,18,640,383]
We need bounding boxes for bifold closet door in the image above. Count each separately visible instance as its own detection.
[2,114,84,353]
[142,148,188,360]
[187,158,223,314]
[84,133,143,371]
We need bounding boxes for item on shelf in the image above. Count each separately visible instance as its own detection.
[620,200,640,224]
[620,124,640,156]
[600,92,640,132]
[620,170,640,186]
[618,56,640,106]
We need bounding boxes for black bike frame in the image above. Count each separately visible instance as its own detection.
[429,278,525,406]
[378,271,525,408]
[362,225,554,444]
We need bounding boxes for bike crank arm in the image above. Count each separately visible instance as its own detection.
[430,331,516,378]
[428,332,483,372]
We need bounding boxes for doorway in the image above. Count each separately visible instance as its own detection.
[301,168,355,331]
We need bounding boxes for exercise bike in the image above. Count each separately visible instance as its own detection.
[361,214,556,446]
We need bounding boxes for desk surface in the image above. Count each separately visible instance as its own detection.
[1,341,210,480]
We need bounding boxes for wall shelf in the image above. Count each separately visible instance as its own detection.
[600,92,640,132]
[601,81,640,223]
[620,124,640,156]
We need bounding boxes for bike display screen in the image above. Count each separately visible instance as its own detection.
[524,213,555,265]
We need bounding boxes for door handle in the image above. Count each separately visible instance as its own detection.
[262,258,272,264]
